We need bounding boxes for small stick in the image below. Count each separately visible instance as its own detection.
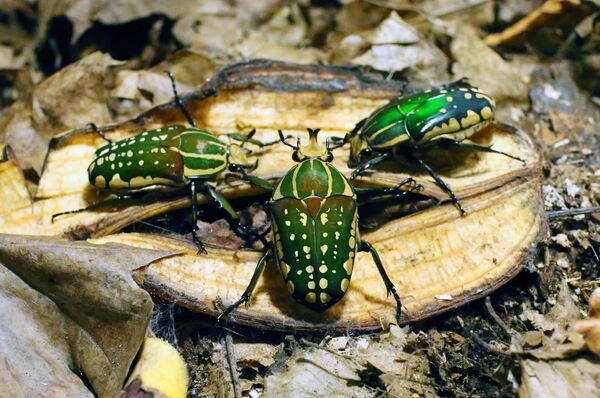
[224,333,240,398]
[484,296,513,337]
[547,206,600,219]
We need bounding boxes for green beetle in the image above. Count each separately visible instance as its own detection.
[218,128,421,320]
[53,72,272,251]
[348,80,524,213]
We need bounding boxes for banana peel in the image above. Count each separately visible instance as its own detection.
[0,60,546,332]
[122,337,188,398]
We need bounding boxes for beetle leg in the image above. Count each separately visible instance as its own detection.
[225,172,274,192]
[88,123,112,143]
[357,179,423,206]
[166,71,196,127]
[432,138,526,164]
[410,152,466,215]
[51,194,144,222]
[355,177,417,196]
[190,179,207,254]
[359,240,402,322]
[350,152,392,180]
[205,184,269,248]
[217,249,273,323]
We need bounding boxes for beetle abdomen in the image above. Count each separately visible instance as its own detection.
[271,158,359,311]
[271,196,358,310]
[88,125,187,189]
[405,86,495,143]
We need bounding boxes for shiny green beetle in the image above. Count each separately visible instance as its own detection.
[218,128,421,320]
[348,80,523,213]
[53,73,271,251]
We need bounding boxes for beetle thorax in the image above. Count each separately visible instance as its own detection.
[228,144,256,170]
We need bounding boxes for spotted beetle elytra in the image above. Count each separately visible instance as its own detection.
[347,79,525,214]
[52,72,276,252]
[218,128,422,321]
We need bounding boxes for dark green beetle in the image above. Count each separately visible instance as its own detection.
[53,73,273,251]
[218,128,421,320]
[348,80,524,213]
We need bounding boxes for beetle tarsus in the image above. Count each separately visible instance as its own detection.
[388,285,403,323]
[360,239,403,322]
[350,152,392,180]
[217,249,271,323]
[217,294,249,323]
[88,123,112,143]
[191,225,207,254]
[410,152,467,215]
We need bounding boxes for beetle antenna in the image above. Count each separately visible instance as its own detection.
[278,130,298,150]
[241,128,256,149]
[327,134,348,151]
[166,70,196,127]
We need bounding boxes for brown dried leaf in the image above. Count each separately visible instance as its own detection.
[110,50,224,120]
[573,288,600,357]
[515,281,585,359]
[519,358,600,398]
[450,24,531,105]
[0,52,119,174]
[0,234,173,398]
[235,342,281,369]
[262,347,370,398]
[351,12,449,85]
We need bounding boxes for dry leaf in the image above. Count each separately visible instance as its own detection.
[110,49,224,120]
[351,12,449,85]
[573,288,600,357]
[450,24,531,104]
[0,234,174,397]
[235,342,281,369]
[262,347,370,398]
[519,358,600,398]
[0,52,119,174]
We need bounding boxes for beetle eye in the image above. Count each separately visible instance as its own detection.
[292,152,300,162]
[326,152,334,162]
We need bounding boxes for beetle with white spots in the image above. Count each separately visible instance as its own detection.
[218,129,422,321]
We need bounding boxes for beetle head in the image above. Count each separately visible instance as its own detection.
[228,144,258,172]
[279,128,334,163]
[348,134,369,166]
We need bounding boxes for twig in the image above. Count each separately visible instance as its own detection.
[299,338,354,359]
[469,333,510,356]
[547,206,600,219]
[484,296,513,337]
[224,333,240,398]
